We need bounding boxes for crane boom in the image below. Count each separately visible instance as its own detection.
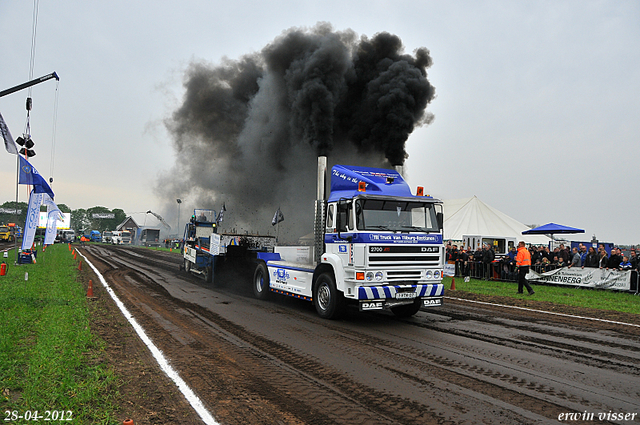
[146,210,171,230]
[0,72,59,98]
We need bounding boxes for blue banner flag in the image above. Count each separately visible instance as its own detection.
[18,155,54,199]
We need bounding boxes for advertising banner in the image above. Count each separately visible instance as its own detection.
[526,267,631,291]
[37,212,71,229]
[92,213,115,219]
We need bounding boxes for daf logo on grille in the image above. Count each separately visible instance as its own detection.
[421,246,438,253]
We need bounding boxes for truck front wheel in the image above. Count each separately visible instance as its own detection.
[313,272,344,319]
[253,262,270,300]
[184,259,191,273]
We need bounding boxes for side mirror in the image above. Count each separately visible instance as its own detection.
[336,206,352,242]
[436,212,444,231]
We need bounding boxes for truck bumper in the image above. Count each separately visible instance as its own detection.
[356,283,443,300]
[356,283,444,311]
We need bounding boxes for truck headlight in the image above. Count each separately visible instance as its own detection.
[375,271,383,281]
[365,272,374,281]
[434,270,441,279]
[426,270,433,279]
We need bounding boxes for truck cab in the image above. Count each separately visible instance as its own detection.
[254,160,445,319]
[111,230,131,244]
[0,225,13,242]
[89,230,101,242]
[182,209,218,283]
[102,230,113,243]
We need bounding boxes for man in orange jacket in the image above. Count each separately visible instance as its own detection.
[516,241,535,295]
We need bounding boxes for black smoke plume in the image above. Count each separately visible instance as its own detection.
[157,23,435,243]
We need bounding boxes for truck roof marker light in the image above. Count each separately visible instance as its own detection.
[358,181,366,192]
[356,272,365,280]
[416,186,424,196]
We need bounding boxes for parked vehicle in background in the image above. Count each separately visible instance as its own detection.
[112,230,132,245]
[0,224,14,242]
[102,230,113,243]
[0,223,22,242]
[55,229,76,243]
[89,230,101,242]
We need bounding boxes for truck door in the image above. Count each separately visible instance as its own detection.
[333,200,354,266]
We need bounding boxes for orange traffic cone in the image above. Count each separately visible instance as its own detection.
[450,276,456,291]
[123,419,135,425]
[68,243,71,251]
[78,260,82,271]
[87,279,94,298]
[73,249,77,259]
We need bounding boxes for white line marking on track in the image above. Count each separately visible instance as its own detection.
[78,250,220,425]
[445,296,640,328]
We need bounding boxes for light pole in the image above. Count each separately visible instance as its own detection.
[176,199,182,238]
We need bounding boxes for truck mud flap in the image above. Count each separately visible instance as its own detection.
[359,296,443,312]
[420,296,443,308]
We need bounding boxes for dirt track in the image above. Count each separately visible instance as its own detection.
[79,244,640,424]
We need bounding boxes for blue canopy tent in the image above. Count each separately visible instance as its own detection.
[522,222,585,238]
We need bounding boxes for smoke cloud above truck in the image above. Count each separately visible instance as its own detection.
[158,23,435,242]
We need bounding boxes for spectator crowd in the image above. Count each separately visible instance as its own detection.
[445,243,638,281]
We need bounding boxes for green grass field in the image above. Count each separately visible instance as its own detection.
[443,276,640,315]
[0,244,118,424]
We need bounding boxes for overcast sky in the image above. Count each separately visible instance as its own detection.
[1,1,638,243]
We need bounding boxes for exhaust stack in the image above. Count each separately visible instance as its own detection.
[317,156,327,201]
[394,164,404,177]
[314,156,328,264]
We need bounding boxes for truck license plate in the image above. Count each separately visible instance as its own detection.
[395,292,417,299]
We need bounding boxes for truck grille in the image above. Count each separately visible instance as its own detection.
[368,255,440,268]
[365,246,441,282]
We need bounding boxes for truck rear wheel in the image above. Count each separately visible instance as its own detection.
[391,299,422,318]
[184,259,191,273]
[313,272,344,319]
[204,265,213,284]
[253,262,270,300]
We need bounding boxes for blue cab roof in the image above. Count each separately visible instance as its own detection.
[328,165,433,202]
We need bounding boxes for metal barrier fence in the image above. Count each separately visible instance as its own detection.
[452,260,639,294]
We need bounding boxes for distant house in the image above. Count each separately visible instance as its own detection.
[116,217,140,241]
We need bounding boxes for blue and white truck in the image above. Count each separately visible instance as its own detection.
[253,157,445,319]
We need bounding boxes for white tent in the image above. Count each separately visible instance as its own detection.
[443,196,551,246]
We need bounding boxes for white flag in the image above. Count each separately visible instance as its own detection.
[0,112,18,154]
[43,194,63,245]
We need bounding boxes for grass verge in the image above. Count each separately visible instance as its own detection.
[443,276,640,315]
[0,244,119,423]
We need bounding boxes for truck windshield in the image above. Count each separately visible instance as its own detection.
[356,198,440,232]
